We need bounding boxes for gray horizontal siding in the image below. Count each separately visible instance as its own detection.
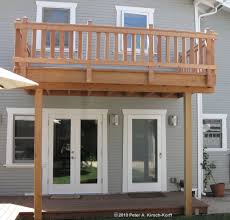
[201,10,230,189]
[0,0,197,195]
[0,93,198,194]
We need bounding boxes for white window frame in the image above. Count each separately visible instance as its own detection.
[36,1,77,51]
[202,114,228,152]
[5,108,35,168]
[115,6,155,53]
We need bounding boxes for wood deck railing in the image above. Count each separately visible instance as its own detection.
[14,17,216,74]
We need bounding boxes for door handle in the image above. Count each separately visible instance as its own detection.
[159,153,162,159]
[71,156,75,159]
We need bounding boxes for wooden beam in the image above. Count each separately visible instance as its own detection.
[184,92,192,216]
[34,89,43,220]
[25,82,215,94]
[24,67,214,90]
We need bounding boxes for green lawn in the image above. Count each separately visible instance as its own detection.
[53,166,97,184]
[81,166,97,183]
[53,176,70,184]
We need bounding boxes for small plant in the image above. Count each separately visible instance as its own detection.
[202,145,216,191]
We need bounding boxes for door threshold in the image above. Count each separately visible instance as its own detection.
[50,194,81,199]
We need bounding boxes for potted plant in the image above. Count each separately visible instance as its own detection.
[202,145,225,197]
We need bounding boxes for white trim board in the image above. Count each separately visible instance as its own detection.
[122,109,167,193]
[6,108,35,168]
[36,1,77,51]
[115,5,155,26]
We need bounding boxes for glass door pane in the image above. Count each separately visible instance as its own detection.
[80,120,98,184]
[53,119,71,184]
[132,119,158,183]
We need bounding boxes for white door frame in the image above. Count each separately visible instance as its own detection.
[42,109,108,195]
[122,109,167,192]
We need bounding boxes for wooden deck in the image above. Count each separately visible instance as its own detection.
[13,18,216,97]
[0,192,208,219]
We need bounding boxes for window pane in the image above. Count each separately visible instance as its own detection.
[43,8,70,47]
[124,13,147,49]
[203,119,222,148]
[14,139,34,161]
[124,13,147,28]
[81,120,98,184]
[53,119,71,184]
[14,117,34,137]
[43,8,70,23]
[132,119,158,183]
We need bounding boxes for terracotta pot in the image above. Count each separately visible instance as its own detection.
[210,183,225,197]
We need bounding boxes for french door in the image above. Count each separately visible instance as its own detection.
[125,113,164,192]
[48,113,103,194]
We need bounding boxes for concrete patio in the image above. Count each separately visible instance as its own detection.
[202,190,230,214]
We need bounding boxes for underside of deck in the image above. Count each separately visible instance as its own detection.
[18,66,215,98]
[0,192,208,219]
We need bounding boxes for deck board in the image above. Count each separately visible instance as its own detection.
[0,192,208,219]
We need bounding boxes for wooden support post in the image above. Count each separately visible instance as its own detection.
[184,92,193,217]
[34,89,43,220]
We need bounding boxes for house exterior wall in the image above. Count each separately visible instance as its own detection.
[201,9,230,189]
[0,0,198,195]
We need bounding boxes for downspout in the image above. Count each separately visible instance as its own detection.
[195,1,223,199]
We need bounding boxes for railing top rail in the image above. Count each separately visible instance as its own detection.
[15,21,217,39]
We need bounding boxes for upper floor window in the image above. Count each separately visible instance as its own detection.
[203,114,227,151]
[115,6,155,51]
[36,1,77,49]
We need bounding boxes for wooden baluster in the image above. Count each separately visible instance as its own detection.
[174,36,178,63]
[105,32,110,61]
[212,38,215,65]
[50,31,55,58]
[21,17,28,58]
[182,37,186,64]
[32,29,37,58]
[140,34,145,62]
[206,34,215,87]
[60,31,65,58]
[114,33,119,62]
[123,33,128,62]
[149,24,154,64]
[78,31,83,60]
[206,38,212,65]
[15,19,22,58]
[68,31,73,59]
[41,30,46,58]
[157,35,162,63]
[96,32,101,60]
[132,34,136,62]
[166,36,170,63]
[199,38,203,65]
[148,24,154,84]
[87,21,93,62]
[190,38,194,64]
[86,20,93,82]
